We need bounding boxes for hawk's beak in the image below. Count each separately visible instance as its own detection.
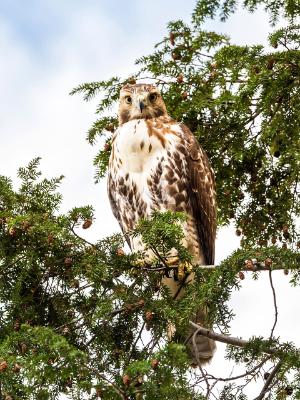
[139,101,145,113]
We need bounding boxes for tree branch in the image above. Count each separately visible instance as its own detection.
[136,262,295,273]
[253,361,282,400]
[268,269,278,338]
[189,321,276,356]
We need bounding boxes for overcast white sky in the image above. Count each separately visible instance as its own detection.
[0,0,299,397]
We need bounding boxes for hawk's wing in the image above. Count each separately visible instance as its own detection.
[180,124,217,265]
[107,170,132,249]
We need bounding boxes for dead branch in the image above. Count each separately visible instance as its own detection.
[268,269,279,338]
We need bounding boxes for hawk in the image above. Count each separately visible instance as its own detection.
[107,83,217,364]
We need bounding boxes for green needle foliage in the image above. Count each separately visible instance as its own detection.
[1,0,300,399]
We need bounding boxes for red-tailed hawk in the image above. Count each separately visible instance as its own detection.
[107,83,217,364]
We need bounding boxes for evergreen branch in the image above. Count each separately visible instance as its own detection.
[253,361,282,400]
[134,262,296,272]
[207,355,272,387]
[90,369,126,400]
[70,223,96,247]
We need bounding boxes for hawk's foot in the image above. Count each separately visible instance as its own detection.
[165,255,179,266]
[177,261,193,281]
[166,321,176,340]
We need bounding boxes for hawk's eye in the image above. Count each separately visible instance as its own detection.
[149,93,157,102]
[125,96,132,104]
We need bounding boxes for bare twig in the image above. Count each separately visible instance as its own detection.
[127,321,146,362]
[70,223,95,247]
[207,355,272,383]
[268,269,278,338]
[91,369,127,400]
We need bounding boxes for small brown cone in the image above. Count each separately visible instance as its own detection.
[47,234,54,244]
[13,319,20,331]
[8,227,17,237]
[169,32,175,46]
[122,374,131,386]
[264,258,272,268]
[151,359,159,370]
[172,52,181,61]
[62,326,70,335]
[20,343,28,354]
[181,91,188,100]
[245,259,254,270]
[135,375,143,387]
[116,248,125,257]
[12,363,21,373]
[82,219,92,229]
[177,74,184,83]
[238,271,245,280]
[104,142,111,152]
[64,257,73,266]
[105,123,115,132]
[137,299,145,307]
[267,58,275,70]
[0,360,8,372]
[145,310,154,321]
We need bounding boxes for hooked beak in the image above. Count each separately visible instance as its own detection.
[139,101,145,113]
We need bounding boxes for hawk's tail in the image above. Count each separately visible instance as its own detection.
[185,309,216,365]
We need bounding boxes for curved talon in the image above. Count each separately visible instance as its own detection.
[165,257,193,280]
[178,261,193,281]
[165,256,179,266]
[167,321,176,340]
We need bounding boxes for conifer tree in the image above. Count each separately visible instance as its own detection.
[0,0,299,398]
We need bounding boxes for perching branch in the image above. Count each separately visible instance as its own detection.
[189,321,277,356]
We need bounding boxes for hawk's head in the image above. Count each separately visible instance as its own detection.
[118,83,168,125]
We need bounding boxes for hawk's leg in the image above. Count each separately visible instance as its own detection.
[165,256,193,281]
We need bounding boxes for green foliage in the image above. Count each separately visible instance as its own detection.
[0,161,299,398]
[192,0,300,24]
[0,160,224,398]
[133,211,192,264]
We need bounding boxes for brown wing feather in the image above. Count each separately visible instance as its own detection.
[180,124,217,265]
[107,171,132,249]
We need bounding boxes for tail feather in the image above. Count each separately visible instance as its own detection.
[186,331,216,365]
[186,309,216,365]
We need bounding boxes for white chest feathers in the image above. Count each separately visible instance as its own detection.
[113,119,181,174]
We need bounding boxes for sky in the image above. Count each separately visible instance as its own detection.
[0,0,299,397]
